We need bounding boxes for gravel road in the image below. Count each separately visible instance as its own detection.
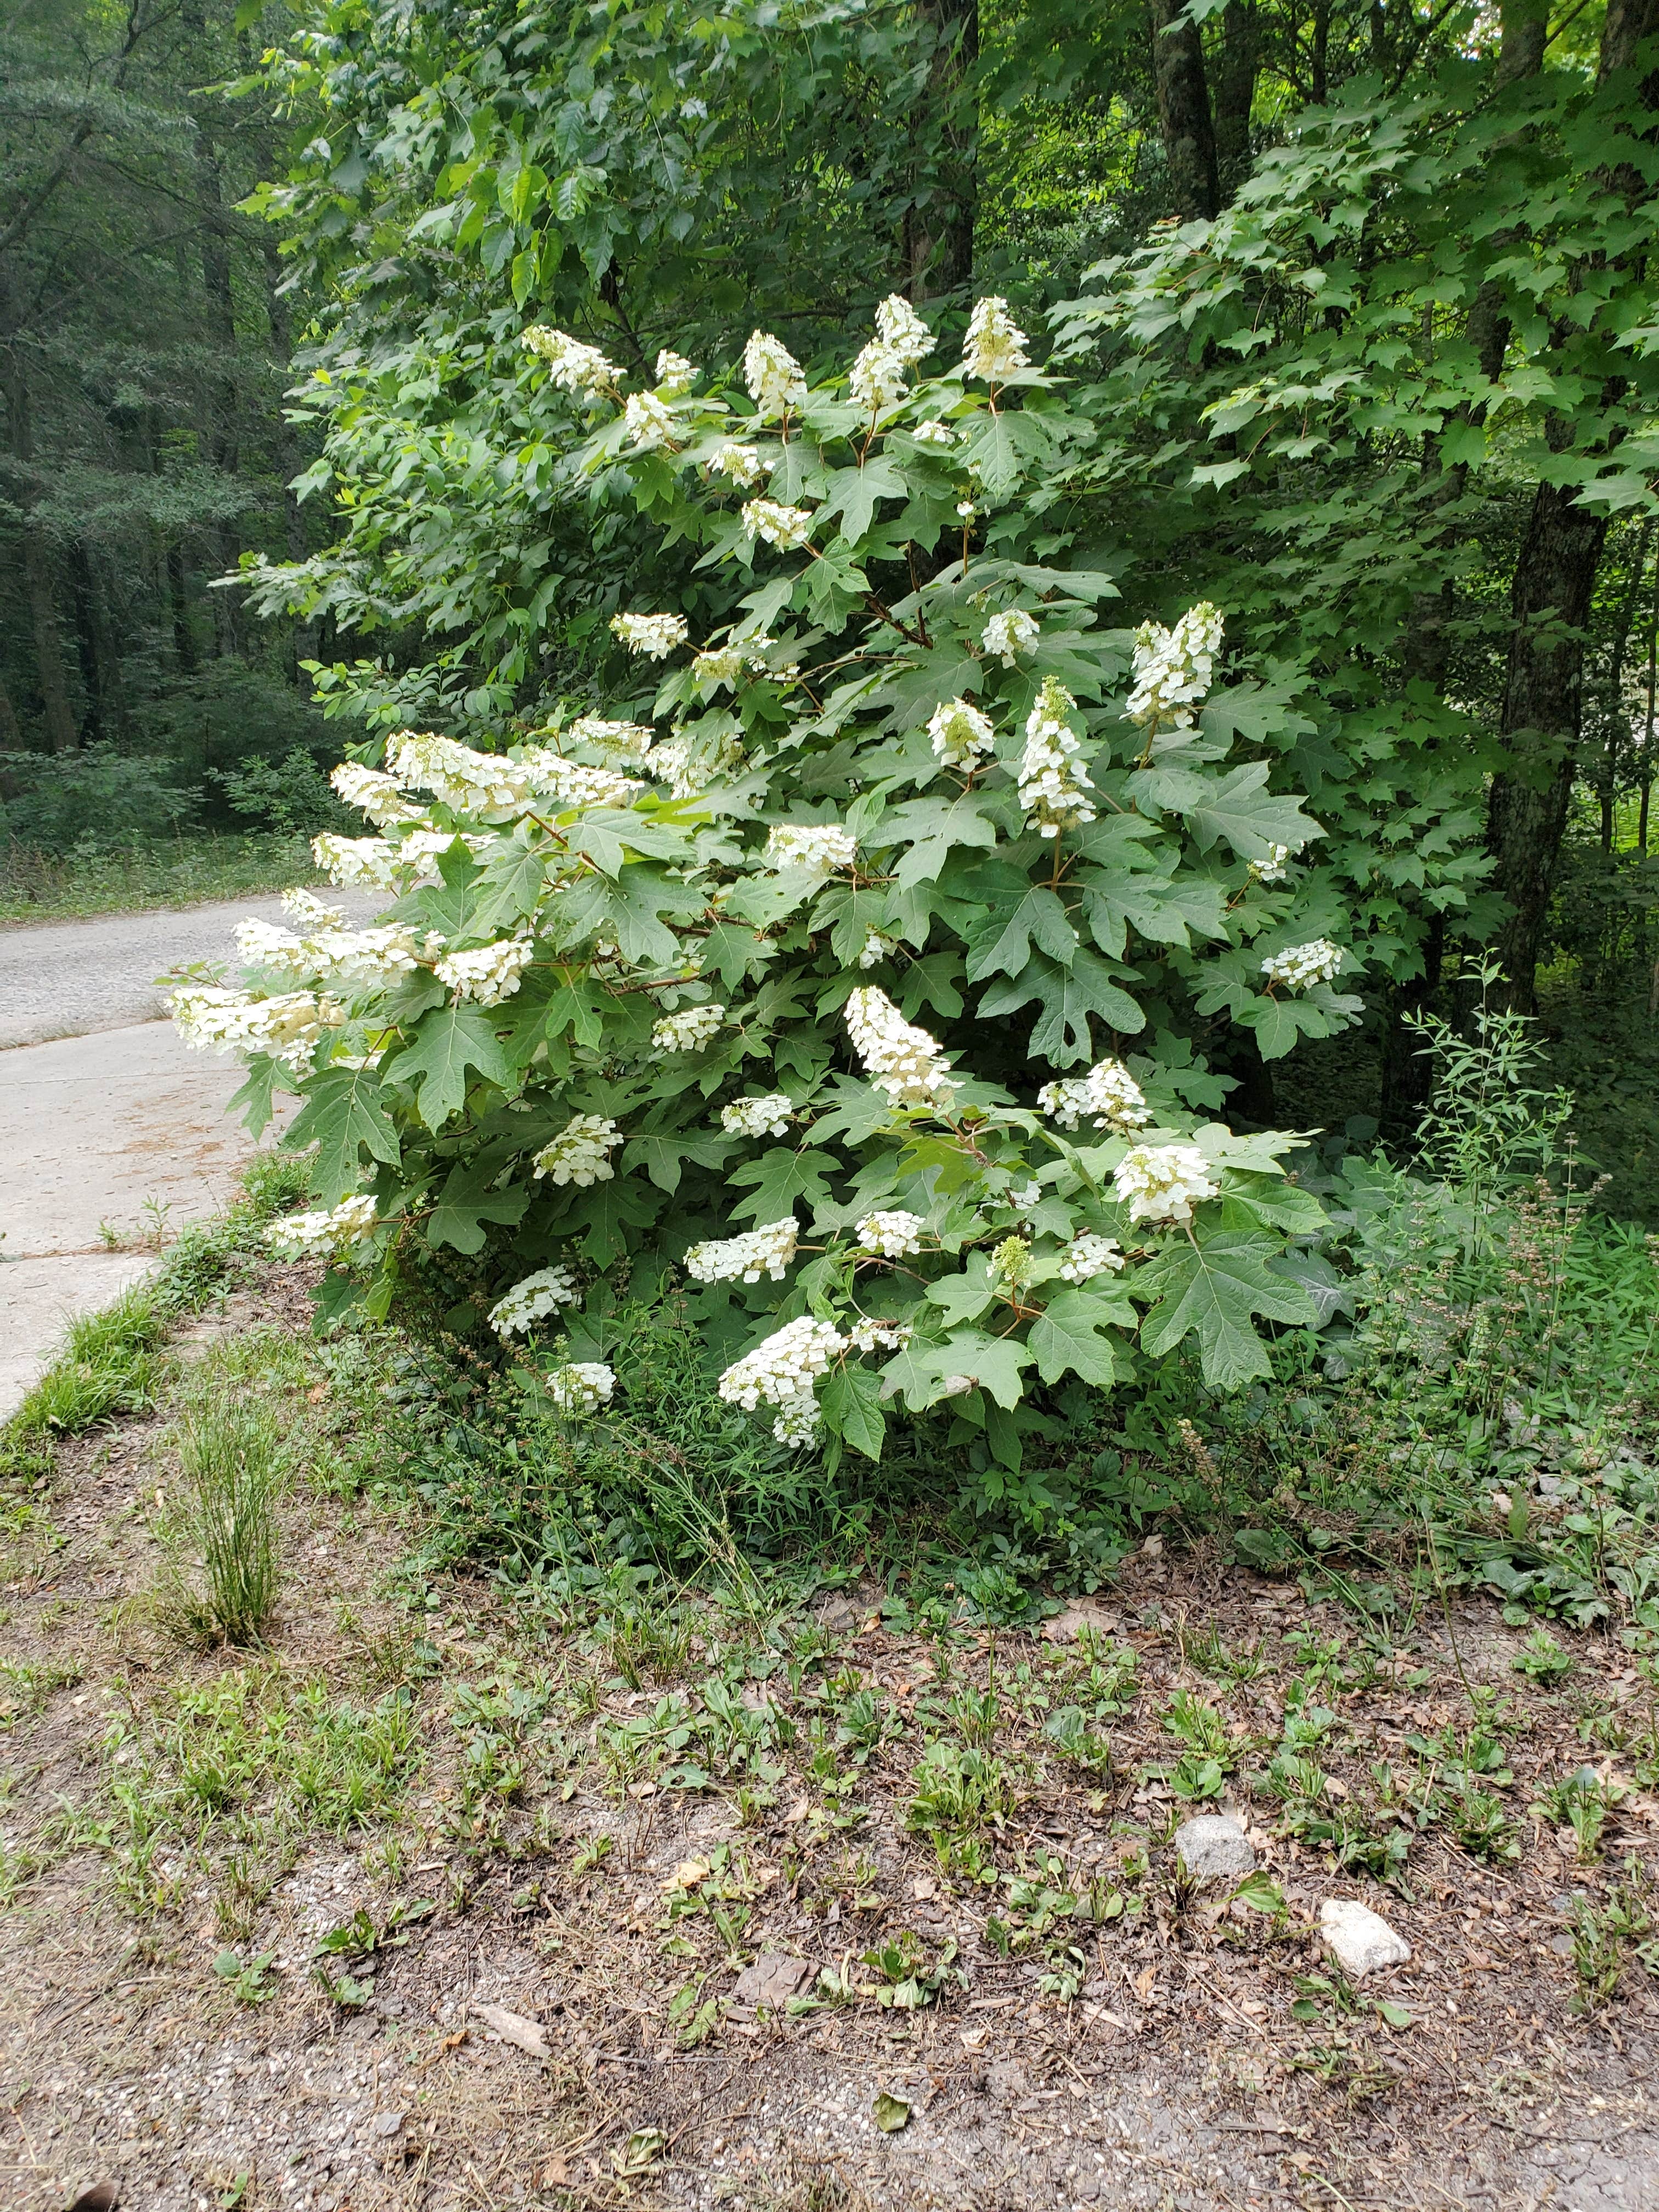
[0,890,381,1049]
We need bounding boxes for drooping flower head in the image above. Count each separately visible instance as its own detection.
[1261,940,1344,990]
[743,499,815,552]
[743,331,808,421]
[623,391,676,452]
[1126,603,1225,732]
[854,1209,925,1260]
[488,1266,580,1339]
[983,608,1039,666]
[927,697,996,770]
[654,348,697,394]
[1114,1143,1219,1227]
[610,612,689,659]
[718,1315,848,1444]
[1057,1232,1126,1284]
[685,1217,799,1284]
[710,442,766,488]
[545,1361,614,1414]
[1018,678,1097,839]
[533,1115,622,1187]
[720,1093,794,1139]
[521,325,618,399]
[765,823,857,874]
[875,294,935,366]
[845,986,958,1111]
[651,1003,726,1054]
[1037,1059,1152,1133]
[264,1192,379,1260]
[435,938,534,1008]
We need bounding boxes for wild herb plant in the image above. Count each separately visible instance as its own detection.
[153,1375,284,1648]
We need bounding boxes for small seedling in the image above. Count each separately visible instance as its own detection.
[1514,1628,1573,1684]
[212,1949,277,2004]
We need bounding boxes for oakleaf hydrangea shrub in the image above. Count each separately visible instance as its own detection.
[178,298,1364,1471]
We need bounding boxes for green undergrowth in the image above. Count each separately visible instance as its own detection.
[0,832,319,925]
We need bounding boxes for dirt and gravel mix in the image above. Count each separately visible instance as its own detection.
[3,1273,1659,2211]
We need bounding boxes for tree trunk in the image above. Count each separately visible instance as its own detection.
[1148,0,1219,222]
[905,0,979,297]
[264,240,317,669]
[4,359,78,753]
[1212,0,1258,203]
[1484,0,1659,1007]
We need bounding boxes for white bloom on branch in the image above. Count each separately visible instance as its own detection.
[1261,938,1344,990]
[1019,676,1097,839]
[845,985,958,1111]
[651,1003,726,1053]
[1251,844,1293,885]
[654,348,697,394]
[927,696,996,769]
[388,730,539,816]
[488,1265,579,1338]
[983,608,1039,666]
[646,732,746,798]
[311,834,400,889]
[849,340,909,414]
[545,1361,614,1414]
[765,823,856,873]
[331,763,420,827]
[565,715,657,761]
[913,419,955,447]
[523,752,647,809]
[264,1192,379,1260]
[1057,1232,1126,1284]
[718,1314,847,1445]
[684,1216,799,1284]
[849,1315,915,1353]
[875,293,935,366]
[435,938,534,1008]
[170,985,345,1073]
[1113,1143,1218,1227]
[743,498,815,551]
[962,296,1029,382]
[710,441,766,487]
[857,930,887,970]
[1126,602,1225,731]
[1037,1058,1152,1133]
[533,1115,622,1187]
[989,1235,1035,1293]
[521,325,618,399]
[743,330,807,421]
[610,611,689,659]
[280,887,347,930]
[623,390,677,451]
[720,1092,795,1139]
[854,1209,925,1260]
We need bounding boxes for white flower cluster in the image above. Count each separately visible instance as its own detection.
[854,1209,925,1260]
[849,1315,915,1353]
[1251,844,1293,885]
[623,390,676,450]
[1113,1143,1219,1227]
[435,938,533,1007]
[330,763,419,827]
[718,1314,847,1444]
[236,917,425,990]
[848,295,934,414]
[693,637,773,686]
[721,1092,794,1138]
[1037,1057,1152,1132]
[765,823,857,873]
[647,731,745,798]
[744,331,807,421]
[913,420,955,445]
[1126,602,1225,731]
[684,1216,799,1284]
[1261,939,1344,990]
[281,887,347,929]
[710,441,765,487]
[528,753,647,809]
[962,296,1029,383]
[311,834,406,889]
[857,930,887,970]
[545,1361,614,1415]
[655,348,696,393]
[170,985,345,1073]
[264,1192,379,1260]
[488,1265,579,1338]
[611,612,688,658]
[983,608,1039,666]
[1057,1232,1126,1284]
[743,498,814,551]
[387,730,538,817]
[651,1003,726,1053]
[565,715,657,761]
[533,1114,622,1187]
[521,325,618,398]
[1019,677,1097,838]
[928,696,996,770]
[845,986,958,1111]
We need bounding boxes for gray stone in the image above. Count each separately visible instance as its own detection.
[1319,1898,1411,1977]
[1174,1813,1256,1882]
[730,1951,814,2009]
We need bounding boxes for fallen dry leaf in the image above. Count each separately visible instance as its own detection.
[470,2002,549,2058]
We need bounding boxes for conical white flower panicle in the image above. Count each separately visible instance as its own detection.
[684,1217,799,1284]
[264,1192,379,1259]
[743,331,807,421]
[1113,1143,1219,1227]
[845,987,958,1111]
[532,1115,622,1187]
[1018,678,1097,839]
[435,938,534,1007]
[983,608,1039,665]
[170,985,345,1073]
[765,824,857,874]
[545,1361,614,1414]
[1261,939,1344,989]
[610,611,689,659]
[521,325,618,398]
[718,1314,847,1444]
[962,296,1029,382]
[720,1093,794,1139]
[488,1266,579,1338]
[1036,1059,1152,1133]
[1126,603,1225,731]
[854,1210,925,1260]
[928,697,996,770]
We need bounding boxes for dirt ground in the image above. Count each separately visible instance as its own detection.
[4,1272,1659,2212]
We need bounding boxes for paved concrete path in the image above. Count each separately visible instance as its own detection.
[0,889,380,1049]
[0,895,374,1417]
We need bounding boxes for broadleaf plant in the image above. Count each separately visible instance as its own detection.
[176,296,1360,1464]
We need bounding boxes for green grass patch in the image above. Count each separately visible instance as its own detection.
[0,832,322,925]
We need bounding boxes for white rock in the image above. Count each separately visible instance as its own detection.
[1175,1813,1256,1882]
[1319,1898,1410,1977]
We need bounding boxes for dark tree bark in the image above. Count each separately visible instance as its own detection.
[905,0,979,297]
[1213,1,1258,202]
[1149,0,1220,222]
[1485,0,1659,1007]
